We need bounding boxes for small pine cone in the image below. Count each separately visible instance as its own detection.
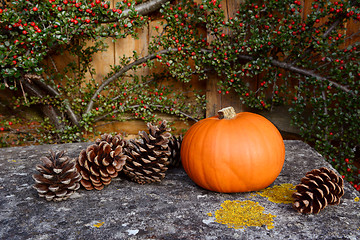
[76,134,127,190]
[167,135,183,168]
[292,167,344,214]
[123,120,172,184]
[33,150,81,202]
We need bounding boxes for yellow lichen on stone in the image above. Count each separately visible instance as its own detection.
[257,183,296,204]
[213,200,276,230]
[247,192,258,198]
[207,212,213,216]
[93,221,105,228]
[355,197,359,202]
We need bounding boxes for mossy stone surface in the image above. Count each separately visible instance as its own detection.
[0,141,359,239]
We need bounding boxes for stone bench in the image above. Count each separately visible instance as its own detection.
[0,140,359,239]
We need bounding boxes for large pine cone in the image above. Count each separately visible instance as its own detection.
[292,167,344,214]
[76,134,127,190]
[33,150,81,202]
[123,120,172,184]
[167,135,183,168]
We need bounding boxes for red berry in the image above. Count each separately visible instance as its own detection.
[33,7,38,11]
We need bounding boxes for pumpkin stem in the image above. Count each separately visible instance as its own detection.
[218,106,237,120]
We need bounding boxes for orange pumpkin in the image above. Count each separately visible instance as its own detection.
[181,106,285,193]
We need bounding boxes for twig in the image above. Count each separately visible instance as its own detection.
[21,79,65,130]
[93,104,199,122]
[25,74,80,126]
[270,59,354,95]
[321,90,329,142]
[19,78,28,104]
[291,18,343,65]
[85,48,178,113]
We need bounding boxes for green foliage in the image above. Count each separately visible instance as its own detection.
[0,0,359,190]
[1,0,205,144]
[151,0,360,189]
[0,116,38,147]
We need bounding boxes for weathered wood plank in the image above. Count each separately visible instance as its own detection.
[206,0,245,117]
[84,0,116,84]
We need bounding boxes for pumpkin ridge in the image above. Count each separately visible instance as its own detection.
[181,119,211,188]
[208,119,227,192]
[228,119,250,191]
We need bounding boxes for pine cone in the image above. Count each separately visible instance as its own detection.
[167,135,183,168]
[123,120,172,184]
[33,150,81,202]
[292,167,344,214]
[76,134,127,190]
